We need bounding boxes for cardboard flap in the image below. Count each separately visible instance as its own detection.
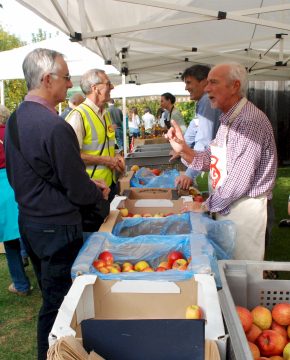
[111,280,180,293]
[134,199,174,207]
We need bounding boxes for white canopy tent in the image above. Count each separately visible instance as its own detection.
[111,82,188,98]
[15,0,290,83]
[0,36,120,104]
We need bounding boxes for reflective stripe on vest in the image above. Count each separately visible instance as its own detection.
[70,103,115,186]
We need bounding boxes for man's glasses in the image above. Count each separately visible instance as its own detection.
[50,72,72,81]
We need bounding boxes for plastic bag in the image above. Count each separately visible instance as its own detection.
[71,232,214,281]
[113,213,191,237]
[130,167,179,188]
[189,212,235,259]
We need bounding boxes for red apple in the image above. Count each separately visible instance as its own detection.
[167,250,185,267]
[133,214,142,218]
[194,195,204,203]
[283,342,290,360]
[271,320,288,340]
[287,324,290,338]
[252,306,272,330]
[185,305,203,319]
[172,258,188,270]
[134,260,149,272]
[107,265,121,274]
[272,303,290,326]
[151,168,161,176]
[98,267,110,274]
[142,267,154,272]
[98,250,114,265]
[142,213,152,217]
[155,267,167,272]
[119,208,129,217]
[236,306,253,333]
[248,341,260,359]
[122,262,134,272]
[158,261,170,270]
[130,165,140,172]
[256,330,286,357]
[92,259,106,270]
[246,323,262,342]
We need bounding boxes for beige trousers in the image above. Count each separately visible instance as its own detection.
[216,196,267,260]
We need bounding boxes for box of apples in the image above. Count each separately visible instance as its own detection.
[218,260,290,360]
[50,273,226,360]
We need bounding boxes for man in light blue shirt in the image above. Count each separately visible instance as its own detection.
[175,65,221,189]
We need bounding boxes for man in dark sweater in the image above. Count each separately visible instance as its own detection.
[5,48,110,360]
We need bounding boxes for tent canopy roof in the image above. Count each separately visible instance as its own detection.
[0,37,119,82]
[15,0,290,83]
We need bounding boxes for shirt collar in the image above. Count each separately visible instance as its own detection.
[84,98,106,116]
[24,94,57,114]
[220,98,243,125]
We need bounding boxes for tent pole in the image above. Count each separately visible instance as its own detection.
[122,74,127,157]
[0,80,4,105]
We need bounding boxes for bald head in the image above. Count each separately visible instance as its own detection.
[69,93,85,108]
[205,62,248,113]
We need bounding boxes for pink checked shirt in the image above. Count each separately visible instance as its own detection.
[184,100,278,215]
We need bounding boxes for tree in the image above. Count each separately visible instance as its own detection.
[0,26,27,111]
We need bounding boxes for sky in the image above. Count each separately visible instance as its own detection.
[0,0,64,43]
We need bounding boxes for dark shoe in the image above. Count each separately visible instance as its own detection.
[22,256,29,267]
[8,283,33,296]
[279,219,290,227]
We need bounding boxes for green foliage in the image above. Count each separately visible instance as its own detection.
[125,98,195,125]
[0,26,27,111]
[32,28,50,43]
[0,27,57,112]
[0,25,25,51]
[175,101,196,126]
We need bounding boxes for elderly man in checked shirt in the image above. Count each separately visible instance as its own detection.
[166,62,277,261]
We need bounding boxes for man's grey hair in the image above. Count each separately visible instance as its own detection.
[0,105,10,125]
[22,48,64,91]
[80,69,105,95]
[225,62,248,97]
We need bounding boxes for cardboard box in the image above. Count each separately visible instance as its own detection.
[118,171,187,195]
[118,170,134,194]
[49,274,226,359]
[99,196,193,233]
[122,188,180,200]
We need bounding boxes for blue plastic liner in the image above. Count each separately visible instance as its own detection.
[130,167,179,188]
[112,212,192,237]
[71,231,226,285]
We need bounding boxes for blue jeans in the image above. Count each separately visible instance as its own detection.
[19,217,83,360]
[4,239,31,292]
[115,127,124,150]
[19,237,28,258]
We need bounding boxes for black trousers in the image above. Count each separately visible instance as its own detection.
[19,216,83,360]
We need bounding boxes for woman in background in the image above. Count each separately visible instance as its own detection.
[0,105,31,296]
[128,107,140,138]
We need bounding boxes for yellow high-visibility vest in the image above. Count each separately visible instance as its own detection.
[68,103,116,186]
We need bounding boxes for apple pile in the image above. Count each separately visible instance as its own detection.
[119,207,175,218]
[235,303,290,359]
[92,250,190,274]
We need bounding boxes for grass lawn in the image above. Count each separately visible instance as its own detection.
[0,167,289,359]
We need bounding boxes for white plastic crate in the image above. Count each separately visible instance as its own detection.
[218,260,290,360]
